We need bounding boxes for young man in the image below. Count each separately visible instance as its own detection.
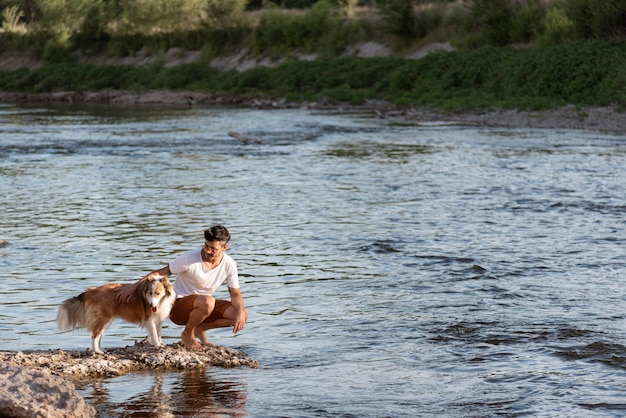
[117,225,248,351]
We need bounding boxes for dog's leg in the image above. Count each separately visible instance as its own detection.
[155,319,164,346]
[145,318,161,348]
[90,319,111,354]
[92,331,104,354]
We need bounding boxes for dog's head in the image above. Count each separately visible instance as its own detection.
[144,274,174,312]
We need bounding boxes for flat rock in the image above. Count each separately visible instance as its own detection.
[0,341,259,379]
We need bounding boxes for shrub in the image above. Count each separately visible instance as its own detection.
[509,0,545,44]
[203,0,248,30]
[254,1,363,57]
[37,0,95,34]
[467,0,513,46]
[115,0,206,35]
[80,2,107,42]
[375,0,418,38]
[338,0,359,18]
[539,8,576,46]
[42,33,76,64]
[2,4,27,34]
[413,2,447,39]
[565,0,626,40]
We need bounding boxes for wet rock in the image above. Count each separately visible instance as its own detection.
[0,341,259,379]
[472,264,487,273]
[0,342,258,416]
[0,362,96,418]
[228,131,263,145]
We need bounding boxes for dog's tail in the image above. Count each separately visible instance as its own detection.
[56,293,87,331]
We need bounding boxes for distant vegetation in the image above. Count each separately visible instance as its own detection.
[2,41,624,110]
[1,0,625,110]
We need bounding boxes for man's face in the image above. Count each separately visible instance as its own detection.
[202,240,226,262]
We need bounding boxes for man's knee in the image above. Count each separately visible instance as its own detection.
[194,295,216,314]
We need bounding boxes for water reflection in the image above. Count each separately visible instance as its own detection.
[80,369,247,417]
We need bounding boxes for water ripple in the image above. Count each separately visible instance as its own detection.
[1,105,626,416]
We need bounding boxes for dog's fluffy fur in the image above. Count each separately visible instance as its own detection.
[56,274,176,354]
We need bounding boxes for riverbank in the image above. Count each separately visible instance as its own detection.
[1,90,624,134]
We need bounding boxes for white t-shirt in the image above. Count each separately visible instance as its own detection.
[169,248,239,298]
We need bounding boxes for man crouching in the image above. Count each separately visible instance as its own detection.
[117,225,248,351]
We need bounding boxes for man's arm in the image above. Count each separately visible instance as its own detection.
[228,287,247,333]
[116,265,171,303]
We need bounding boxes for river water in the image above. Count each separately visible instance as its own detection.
[0,103,625,417]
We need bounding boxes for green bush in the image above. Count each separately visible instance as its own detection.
[36,0,95,34]
[30,64,80,92]
[566,0,626,40]
[78,2,107,43]
[372,0,450,41]
[375,0,418,38]
[254,1,365,58]
[153,63,223,90]
[115,0,206,34]
[509,0,545,44]
[42,33,76,64]
[538,8,576,46]
[467,0,513,46]
[203,0,248,30]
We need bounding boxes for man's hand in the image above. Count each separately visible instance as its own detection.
[115,282,137,304]
[115,268,169,304]
[232,308,248,334]
[227,287,247,333]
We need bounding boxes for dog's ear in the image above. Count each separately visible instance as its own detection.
[159,275,173,295]
[150,273,162,280]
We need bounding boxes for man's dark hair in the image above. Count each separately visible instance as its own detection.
[204,225,230,244]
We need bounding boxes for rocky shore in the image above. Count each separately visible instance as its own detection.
[0,341,259,418]
[1,90,624,134]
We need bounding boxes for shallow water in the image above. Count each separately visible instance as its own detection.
[1,103,626,417]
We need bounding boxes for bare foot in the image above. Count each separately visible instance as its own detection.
[181,331,205,352]
[194,330,215,347]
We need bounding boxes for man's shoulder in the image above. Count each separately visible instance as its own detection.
[222,252,237,267]
[174,248,201,263]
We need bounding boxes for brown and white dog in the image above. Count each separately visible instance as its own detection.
[56,274,176,354]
